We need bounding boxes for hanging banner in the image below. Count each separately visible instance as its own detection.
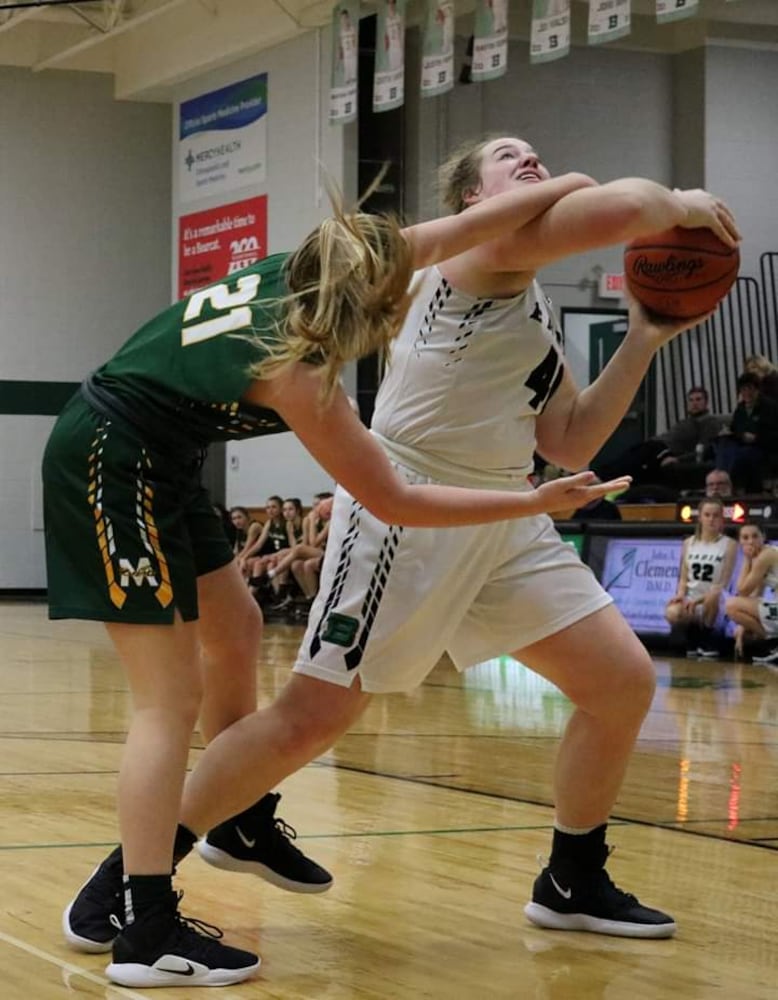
[588,0,631,45]
[177,196,268,299]
[530,0,571,65]
[656,0,699,23]
[178,74,267,204]
[330,1,360,125]
[472,0,508,82]
[374,0,406,112]
[421,0,455,97]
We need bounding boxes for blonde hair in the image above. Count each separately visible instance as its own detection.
[249,190,413,405]
[694,497,725,540]
[743,354,778,378]
[438,137,495,215]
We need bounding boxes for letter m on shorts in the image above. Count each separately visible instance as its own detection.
[118,557,159,589]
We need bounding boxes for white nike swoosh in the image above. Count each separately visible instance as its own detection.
[236,826,256,849]
[549,872,572,900]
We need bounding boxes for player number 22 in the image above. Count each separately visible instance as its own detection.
[181,274,261,346]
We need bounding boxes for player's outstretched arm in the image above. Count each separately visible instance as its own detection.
[244,367,628,528]
[402,172,596,270]
[493,181,739,273]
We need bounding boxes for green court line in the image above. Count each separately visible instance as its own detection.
[0,821,627,853]
[5,816,778,855]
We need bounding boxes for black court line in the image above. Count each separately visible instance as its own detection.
[310,758,778,852]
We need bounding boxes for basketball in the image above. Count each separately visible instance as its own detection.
[624,226,740,320]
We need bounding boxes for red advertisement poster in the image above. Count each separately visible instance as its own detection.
[177,195,268,299]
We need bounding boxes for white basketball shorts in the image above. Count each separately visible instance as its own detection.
[292,466,612,694]
[758,600,778,638]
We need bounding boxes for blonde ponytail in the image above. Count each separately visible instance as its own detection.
[249,185,413,404]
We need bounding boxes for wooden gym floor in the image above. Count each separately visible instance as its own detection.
[0,600,775,999]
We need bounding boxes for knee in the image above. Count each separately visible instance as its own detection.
[597,650,656,723]
[270,681,366,758]
[664,603,681,626]
[724,596,741,619]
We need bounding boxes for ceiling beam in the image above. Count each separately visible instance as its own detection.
[34,0,187,70]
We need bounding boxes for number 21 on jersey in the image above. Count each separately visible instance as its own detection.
[181,274,261,346]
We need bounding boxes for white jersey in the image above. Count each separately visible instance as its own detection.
[371,268,564,486]
[684,535,732,600]
[764,557,778,593]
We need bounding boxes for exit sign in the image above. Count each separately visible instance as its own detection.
[599,273,625,298]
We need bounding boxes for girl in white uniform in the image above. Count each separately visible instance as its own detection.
[725,524,778,664]
[665,497,737,657]
[168,137,739,942]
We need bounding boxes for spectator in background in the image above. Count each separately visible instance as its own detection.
[725,523,768,658]
[715,372,778,493]
[704,469,733,498]
[659,386,726,465]
[229,506,262,568]
[268,495,333,612]
[595,386,723,491]
[266,498,306,610]
[743,354,778,403]
[665,497,737,658]
[241,495,289,599]
[725,526,778,665]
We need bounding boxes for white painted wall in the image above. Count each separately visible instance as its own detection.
[3,30,777,588]
[169,29,351,509]
[704,43,778,282]
[0,67,171,588]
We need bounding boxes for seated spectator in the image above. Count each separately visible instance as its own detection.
[715,373,778,493]
[240,495,288,598]
[664,497,737,658]
[659,386,726,465]
[229,506,262,566]
[704,469,733,498]
[724,524,778,665]
[265,498,306,606]
[743,354,778,403]
[725,521,765,658]
[267,495,333,613]
[596,386,724,491]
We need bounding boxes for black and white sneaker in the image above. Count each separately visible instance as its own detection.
[696,646,720,660]
[524,864,676,939]
[199,793,333,893]
[62,846,124,953]
[105,891,260,988]
[752,645,778,666]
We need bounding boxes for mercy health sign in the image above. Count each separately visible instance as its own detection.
[179,74,267,203]
[178,196,267,299]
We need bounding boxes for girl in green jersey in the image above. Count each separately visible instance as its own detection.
[48,177,634,988]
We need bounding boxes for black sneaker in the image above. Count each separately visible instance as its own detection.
[105,891,260,988]
[198,793,333,893]
[752,644,778,665]
[62,846,124,953]
[524,864,676,939]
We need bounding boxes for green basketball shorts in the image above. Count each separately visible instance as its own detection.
[42,393,233,624]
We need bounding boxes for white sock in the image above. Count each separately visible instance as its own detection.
[553,820,601,836]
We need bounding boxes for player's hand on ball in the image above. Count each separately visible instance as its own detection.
[534,471,631,513]
[674,188,741,247]
[626,293,715,348]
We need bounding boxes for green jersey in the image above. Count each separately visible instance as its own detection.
[89,253,292,450]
